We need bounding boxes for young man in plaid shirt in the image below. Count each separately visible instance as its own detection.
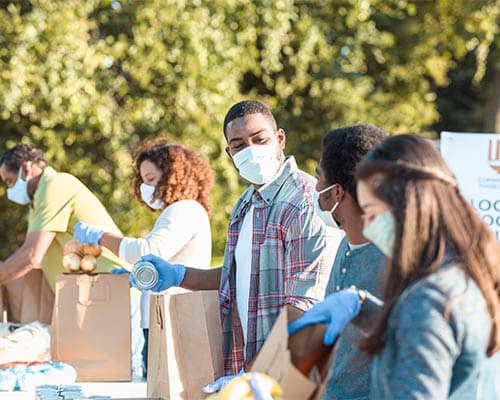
[131,100,342,387]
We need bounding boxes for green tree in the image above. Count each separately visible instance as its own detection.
[0,0,498,261]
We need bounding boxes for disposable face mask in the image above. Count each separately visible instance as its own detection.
[312,184,340,229]
[140,183,165,210]
[7,166,31,205]
[232,144,280,185]
[362,210,396,257]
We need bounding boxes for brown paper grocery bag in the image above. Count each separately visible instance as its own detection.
[0,285,6,322]
[50,273,131,381]
[147,291,224,400]
[2,269,54,324]
[251,307,334,400]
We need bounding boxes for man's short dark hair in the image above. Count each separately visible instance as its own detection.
[321,124,388,202]
[223,100,278,136]
[0,144,47,172]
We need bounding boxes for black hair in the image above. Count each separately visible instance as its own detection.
[223,100,278,136]
[321,124,388,202]
[0,144,47,172]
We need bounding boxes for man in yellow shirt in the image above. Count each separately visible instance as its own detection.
[0,143,123,289]
[0,143,144,377]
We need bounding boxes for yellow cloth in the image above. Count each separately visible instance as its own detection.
[28,167,124,290]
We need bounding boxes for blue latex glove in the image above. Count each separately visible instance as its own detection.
[111,267,130,275]
[131,254,186,293]
[111,268,132,284]
[288,288,362,345]
[202,369,244,394]
[74,221,104,245]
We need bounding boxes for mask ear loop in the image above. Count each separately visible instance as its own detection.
[317,183,337,213]
[329,184,346,221]
[17,166,26,182]
[317,184,341,222]
[318,183,337,195]
[19,161,32,181]
[324,184,343,212]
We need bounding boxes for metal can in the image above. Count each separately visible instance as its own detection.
[132,260,159,290]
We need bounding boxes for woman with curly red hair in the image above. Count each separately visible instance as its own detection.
[74,138,215,376]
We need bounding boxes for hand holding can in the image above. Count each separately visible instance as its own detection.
[130,254,186,292]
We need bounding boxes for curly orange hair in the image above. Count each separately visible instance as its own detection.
[132,139,214,215]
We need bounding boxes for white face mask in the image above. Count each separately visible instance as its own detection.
[312,184,340,229]
[362,210,396,257]
[232,144,281,185]
[7,166,31,205]
[140,183,164,210]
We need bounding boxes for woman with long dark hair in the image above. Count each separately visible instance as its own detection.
[290,134,499,398]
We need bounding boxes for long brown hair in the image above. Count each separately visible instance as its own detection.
[132,139,215,215]
[356,134,500,356]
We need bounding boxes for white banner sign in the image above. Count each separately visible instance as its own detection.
[440,131,500,241]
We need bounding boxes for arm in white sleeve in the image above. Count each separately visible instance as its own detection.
[118,200,204,264]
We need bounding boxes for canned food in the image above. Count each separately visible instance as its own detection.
[132,260,159,290]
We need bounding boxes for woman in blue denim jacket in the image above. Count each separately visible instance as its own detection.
[354,134,500,399]
[290,134,499,399]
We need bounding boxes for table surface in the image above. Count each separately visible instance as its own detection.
[0,380,148,399]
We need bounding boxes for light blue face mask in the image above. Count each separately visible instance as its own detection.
[7,166,31,205]
[362,210,396,257]
[312,184,340,229]
[232,144,281,185]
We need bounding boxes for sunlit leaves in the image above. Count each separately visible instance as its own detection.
[0,0,497,259]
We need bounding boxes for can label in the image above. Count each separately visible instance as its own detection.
[132,260,159,290]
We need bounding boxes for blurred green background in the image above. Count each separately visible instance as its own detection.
[0,0,499,262]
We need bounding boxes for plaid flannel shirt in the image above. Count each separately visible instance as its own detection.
[219,156,340,374]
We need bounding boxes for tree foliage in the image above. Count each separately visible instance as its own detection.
[0,0,498,260]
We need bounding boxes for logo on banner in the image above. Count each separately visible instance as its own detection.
[488,139,500,174]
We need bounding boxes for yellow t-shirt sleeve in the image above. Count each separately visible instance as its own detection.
[28,175,75,233]
[26,169,126,290]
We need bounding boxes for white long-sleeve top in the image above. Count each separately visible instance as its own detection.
[118,199,212,328]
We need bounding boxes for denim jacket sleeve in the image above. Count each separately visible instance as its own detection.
[384,283,460,398]
[371,265,490,400]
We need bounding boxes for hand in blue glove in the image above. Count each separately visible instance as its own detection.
[130,254,186,293]
[111,268,135,288]
[201,369,244,394]
[111,268,130,275]
[74,221,104,245]
[288,288,362,345]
